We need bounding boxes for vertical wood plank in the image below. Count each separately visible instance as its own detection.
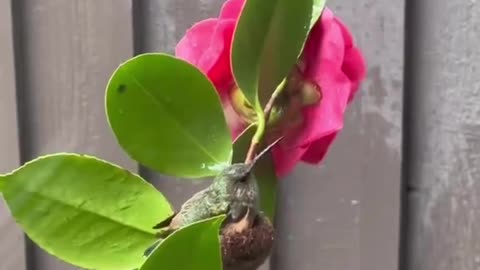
[12,0,135,269]
[0,0,27,269]
[403,0,480,269]
[272,1,404,270]
[136,1,404,270]
[134,0,269,268]
[133,0,223,205]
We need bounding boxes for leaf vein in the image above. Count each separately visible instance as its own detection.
[11,187,155,236]
[122,68,221,165]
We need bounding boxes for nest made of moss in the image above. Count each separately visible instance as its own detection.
[220,211,275,270]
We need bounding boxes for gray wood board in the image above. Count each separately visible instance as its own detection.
[403,0,480,269]
[11,0,135,269]
[133,0,270,269]
[136,1,404,270]
[272,0,404,269]
[0,0,26,269]
[133,0,222,224]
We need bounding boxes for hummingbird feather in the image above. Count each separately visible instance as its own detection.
[144,137,284,258]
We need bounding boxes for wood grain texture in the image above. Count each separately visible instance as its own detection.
[132,0,221,229]
[12,0,135,269]
[133,0,269,269]
[0,0,26,269]
[136,1,404,270]
[272,1,404,269]
[403,0,480,269]
[133,0,224,198]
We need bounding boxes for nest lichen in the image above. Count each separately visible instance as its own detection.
[220,210,275,270]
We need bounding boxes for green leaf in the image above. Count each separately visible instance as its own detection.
[106,53,233,178]
[232,0,327,107]
[140,215,226,270]
[252,152,278,221]
[0,177,5,191]
[232,124,255,164]
[232,127,278,220]
[0,153,173,270]
[310,0,327,30]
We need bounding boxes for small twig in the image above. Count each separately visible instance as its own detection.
[244,141,258,164]
[244,110,264,164]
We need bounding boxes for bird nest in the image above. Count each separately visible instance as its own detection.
[220,212,275,270]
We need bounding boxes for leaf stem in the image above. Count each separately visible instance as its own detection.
[244,78,287,164]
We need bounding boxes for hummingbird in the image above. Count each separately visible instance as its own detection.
[143,137,283,257]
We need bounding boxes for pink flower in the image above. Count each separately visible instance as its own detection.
[176,0,366,177]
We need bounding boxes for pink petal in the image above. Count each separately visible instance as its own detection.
[175,18,236,98]
[333,15,367,102]
[300,70,351,144]
[300,133,337,164]
[201,20,237,96]
[343,47,367,102]
[295,8,356,145]
[333,16,354,48]
[272,144,310,178]
[176,19,219,71]
[303,11,346,80]
[220,0,245,19]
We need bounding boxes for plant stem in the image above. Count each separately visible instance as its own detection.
[244,79,287,164]
[244,105,264,164]
[264,78,286,124]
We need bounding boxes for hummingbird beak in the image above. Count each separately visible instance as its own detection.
[250,136,284,168]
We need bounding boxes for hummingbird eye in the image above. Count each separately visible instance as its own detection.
[240,176,248,182]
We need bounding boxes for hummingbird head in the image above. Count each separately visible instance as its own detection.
[215,135,284,183]
[214,163,255,191]
[216,163,259,212]
[212,136,285,211]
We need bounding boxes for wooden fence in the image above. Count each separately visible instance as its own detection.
[1,0,478,269]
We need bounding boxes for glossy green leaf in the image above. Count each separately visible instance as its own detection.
[0,177,5,191]
[232,0,327,107]
[310,0,327,29]
[232,124,255,164]
[140,215,226,270]
[106,53,232,178]
[0,153,173,270]
[252,152,278,221]
[232,126,278,220]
